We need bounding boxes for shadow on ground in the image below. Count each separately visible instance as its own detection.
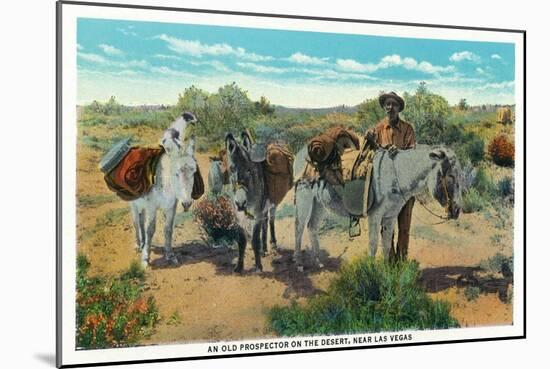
[420,266,513,302]
[150,241,341,298]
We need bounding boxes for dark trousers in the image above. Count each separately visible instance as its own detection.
[390,197,415,262]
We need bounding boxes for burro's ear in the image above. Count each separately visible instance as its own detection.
[429,148,446,160]
[225,133,237,154]
[241,130,253,152]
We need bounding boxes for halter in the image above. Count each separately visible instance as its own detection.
[391,152,454,224]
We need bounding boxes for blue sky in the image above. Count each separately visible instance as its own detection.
[77,18,516,108]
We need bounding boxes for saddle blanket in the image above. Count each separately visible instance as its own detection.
[263,143,294,205]
[103,146,204,201]
[300,140,375,217]
[307,126,360,164]
[103,147,165,201]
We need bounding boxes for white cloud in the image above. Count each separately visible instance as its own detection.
[118,27,137,37]
[475,81,515,90]
[78,52,108,64]
[476,67,485,74]
[154,54,181,60]
[491,54,502,60]
[416,61,454,74]
[237,62,287,74]
[99,44,124,57]
[336,54,454,75]
[77,43,84,50]
[287,52,328,65]
[449,51,481,63]
[336,58,376,73]
[119,60,148,69]
[150,66,195,78]
[189,60,231,73]
[155,34,273,61]
[78,52,148,70]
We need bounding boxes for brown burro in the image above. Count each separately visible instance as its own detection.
[223,131,294,272]
[209,143,294,206]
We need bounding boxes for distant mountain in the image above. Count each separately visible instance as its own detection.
[273,104,358,116]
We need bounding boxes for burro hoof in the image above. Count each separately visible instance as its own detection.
[252,265,263,273]
[165,254,178,265]
[234,264,244,274]
[297,264,304,273]
[141,258,149,269]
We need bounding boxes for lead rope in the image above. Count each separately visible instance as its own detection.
[391,156,450,226]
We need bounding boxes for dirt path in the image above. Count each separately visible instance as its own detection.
[76,126,514,345]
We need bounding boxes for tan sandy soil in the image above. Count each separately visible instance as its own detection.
[76,124,515,345]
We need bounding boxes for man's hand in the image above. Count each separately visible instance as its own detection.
[388,145,399,158]
[365,130,375,144]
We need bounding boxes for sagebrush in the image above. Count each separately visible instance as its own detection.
[268,257,459,336]
[193,195,240,242]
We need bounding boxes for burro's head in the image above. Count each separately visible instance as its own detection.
[225,131,259,213]
[161,114,198,211]
[428,147,463,220]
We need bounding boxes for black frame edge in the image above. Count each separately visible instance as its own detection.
[56,0,64,367]
[522,30,526,339]
[58,0,526,34]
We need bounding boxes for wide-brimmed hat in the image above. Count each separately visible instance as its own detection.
[379,92,405,112]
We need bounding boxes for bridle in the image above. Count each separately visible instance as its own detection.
[391,151,454,224]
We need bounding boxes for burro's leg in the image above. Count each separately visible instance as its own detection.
[294,180,314,272]
[142,206,157,267]
[163,203,178,264]
[261,215,268,257]
[367,214,380,258]
[251,220,263,272]
[234,226,247,273]
[396,197,415,261]
[381,217,396,261]
[131,203,145,252]
[269,205,277,251]
[307,198,326,269]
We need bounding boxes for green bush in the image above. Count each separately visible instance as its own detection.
[355,98,385,131]
[464,286,481,301]
[402,83,452,145]
[462,188,488,213]
[76,255,159,349]
[462,168,500,213]
[473,168,497,197]
[268,257,458,336]
[275,203,295,220]
[497,177,514,203]
[461,134,485,166]
[479,252,513,276]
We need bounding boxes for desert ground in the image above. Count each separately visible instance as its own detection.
[76,124,514,345]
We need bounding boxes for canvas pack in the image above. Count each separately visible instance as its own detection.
[56,1,526,367]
